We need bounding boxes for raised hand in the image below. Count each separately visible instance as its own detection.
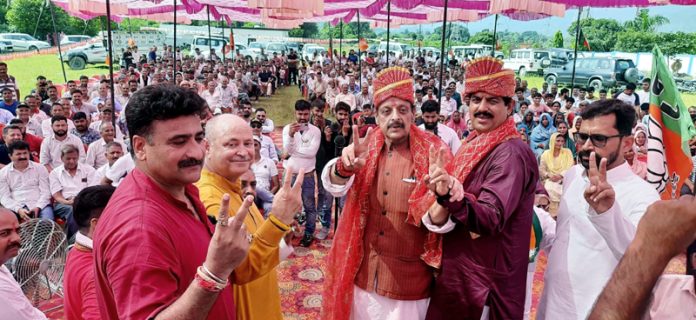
[204,193,253,280]
[584,152,615,214]
[341,125,371,171]
[426,145,451,197]
[636,195,696,258]
[272,167,306,225]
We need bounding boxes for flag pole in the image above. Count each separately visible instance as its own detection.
[386,0,391,66]
[339,21,343,69]
[221,20,226,63]
[571,7,583,90]
[358,10,362,86]
[173,0,177,82]
[206,5,212,57]
[105,0,115,128]
[491,14,498,57]
[438,0,449,106]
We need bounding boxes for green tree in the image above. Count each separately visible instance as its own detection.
[615,31,657,52]
[289,23,320,38]
[659,32,696,56]
[568,18,622,51]
[468,30,494,45]
[624,9,669,33]
[434,24,470,43]
[552,30,564,48]
[7,0,100,41]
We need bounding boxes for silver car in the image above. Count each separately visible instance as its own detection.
[0,33,50,52]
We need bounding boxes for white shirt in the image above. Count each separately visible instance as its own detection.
[40,118,75,138]
[261,119,275,134]
[259,134,278,162]
[0,161,51,212]
[104,155,134,187]
[39,134,86,169]
[0,108,12,124]
[25,117,42,136]
[418,123,461,154]
[49,163,98,199]
[637,90,650,105]
[282,123,321,172]
[88,120,124,140]
[83,138,127,169]
[200,90,219,110]
[615,92,638,106]
[0,265,47,320]
[71,102,97,115]
[537,163,660,320]
[251,156,278,191]
[335,92,357,111]
[440,97,457,117]
[214,84,238,107]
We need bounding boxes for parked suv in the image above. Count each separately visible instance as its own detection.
[0,33,50,52]
[503,49,553,77]
[543,57,642,90]
[62,42,110,70]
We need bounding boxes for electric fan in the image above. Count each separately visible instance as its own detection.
[9,218,68,307]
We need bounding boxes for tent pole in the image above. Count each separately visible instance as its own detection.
[105,0,116,128]
[491,14,498,57]
[386,0,391,66]
[49,3,67,83]
[173,0,177,82]
[207,6,212,57]
[358,10,362,86]
[438,0,449,105]
[571,7,583,90]
[221,20,226,63]
[339,21,343,69]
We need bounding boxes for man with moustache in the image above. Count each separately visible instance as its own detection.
[418,100,461,154]
[320,67,451,320]
[93,85,252,319]
[84,122,127,169]
[94,142,124,186]
[282,99,321,247]
[0,208,48,319]
[39,115,85,172]
[424,57,539,320]
[0,141,53,220]
[537,99,660,320]
[196,114,304,320]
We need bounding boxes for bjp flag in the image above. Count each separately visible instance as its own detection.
[359,38,368,52]
[646,46,696,199]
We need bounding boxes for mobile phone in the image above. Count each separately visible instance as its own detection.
[300,123,308,130]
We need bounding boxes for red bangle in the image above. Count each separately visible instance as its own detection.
[335,159,355,178]
[195,273,226,293]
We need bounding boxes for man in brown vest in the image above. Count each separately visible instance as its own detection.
[320,67,452,320]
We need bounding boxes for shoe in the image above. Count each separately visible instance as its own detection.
[315,227,330,240]
[300,234,314,247]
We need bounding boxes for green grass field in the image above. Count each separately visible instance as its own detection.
[5,54,114,97]
[4,53,695,113]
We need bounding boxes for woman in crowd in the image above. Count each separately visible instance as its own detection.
[513,101,529,124]
[539,132,574,214]
[517,110,537,137]
[568,116,582,141]
[553,121,576,159]
[625,146,647,180]
[634,129,648,163]
[530,113,556,159]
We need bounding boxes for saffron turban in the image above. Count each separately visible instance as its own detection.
[464,57,516,98]
[373,67,414,107]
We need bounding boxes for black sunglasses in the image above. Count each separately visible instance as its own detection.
[574,132,625,148]
[250,123,262,128]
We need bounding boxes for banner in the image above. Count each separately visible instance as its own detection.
[646,46,696,199]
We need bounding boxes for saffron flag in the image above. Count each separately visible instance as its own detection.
[646,46,696,199]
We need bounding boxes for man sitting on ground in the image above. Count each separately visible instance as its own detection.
[0,141,53,221]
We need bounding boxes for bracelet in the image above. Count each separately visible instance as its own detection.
[199,265,227,285]
[194,273,226,293]
[334,160,354,179]
[269,214,291,232]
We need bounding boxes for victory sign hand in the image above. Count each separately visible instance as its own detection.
[341,125,372,171]
[272,167,305,225]
[584,152,615,214]
[204,194,253,280]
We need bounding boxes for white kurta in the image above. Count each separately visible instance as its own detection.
[537,163,660,320]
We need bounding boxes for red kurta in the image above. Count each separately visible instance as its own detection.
[63,246,100,320]
[426,139,539,320]
[93,169,236,320]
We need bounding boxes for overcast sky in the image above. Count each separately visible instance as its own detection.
[387,5,696,36]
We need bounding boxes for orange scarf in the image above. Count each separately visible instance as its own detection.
[321,124,452,320]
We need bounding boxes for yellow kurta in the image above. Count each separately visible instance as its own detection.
[196,168,285,320]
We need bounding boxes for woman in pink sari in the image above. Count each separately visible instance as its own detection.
[634,130,648,163]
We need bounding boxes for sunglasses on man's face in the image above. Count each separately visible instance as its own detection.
[574,132,624,148]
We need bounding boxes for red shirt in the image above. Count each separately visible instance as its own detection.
[23,133,42,161]
[93,169,236,319]
[63,245,100,320]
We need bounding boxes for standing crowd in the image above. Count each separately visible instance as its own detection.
[0,43,695,320]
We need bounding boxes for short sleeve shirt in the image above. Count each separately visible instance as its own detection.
[93,169,236,319]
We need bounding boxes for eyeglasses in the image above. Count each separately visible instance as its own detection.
[574,132,625,148]
[250,123,262,129]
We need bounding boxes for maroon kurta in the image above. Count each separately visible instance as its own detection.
[426,139,539,320]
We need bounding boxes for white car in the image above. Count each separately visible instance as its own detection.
[302,45,326,62]
[503,49,552,77]
[60,35,91,46]
[247,42,288,61]
[62,42,109,70]
[0,33,50,52]
[377,42,406,57]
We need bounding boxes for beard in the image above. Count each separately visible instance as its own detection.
[424,122,438,130]
[54,130,67,137]
[578,147,620,170]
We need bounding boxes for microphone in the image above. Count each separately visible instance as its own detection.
[334,135,346,158]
